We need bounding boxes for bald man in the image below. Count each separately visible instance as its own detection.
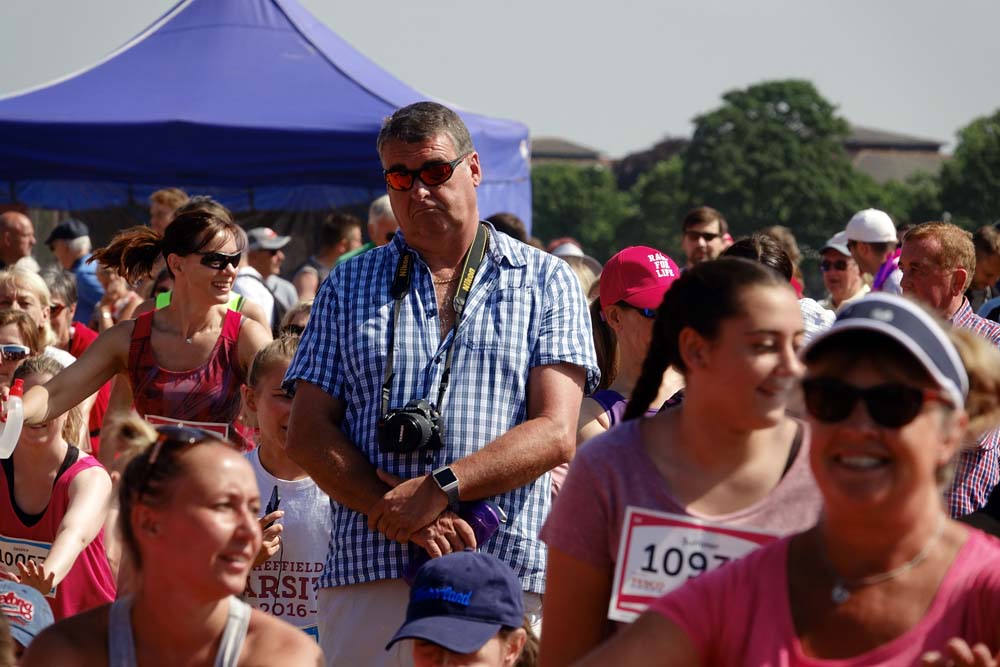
[0,211,37,270]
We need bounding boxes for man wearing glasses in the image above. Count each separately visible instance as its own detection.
[818,231,868,313]
[679,206,731,269]
[899,221,1000,520]
[284,101,598,666]
[844,208,903,295]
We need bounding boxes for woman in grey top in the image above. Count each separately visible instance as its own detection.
[21,418,321,667]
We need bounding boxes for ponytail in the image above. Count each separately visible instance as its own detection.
[590,299,618,391]
[92,226,163,284]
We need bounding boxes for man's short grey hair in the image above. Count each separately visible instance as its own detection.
[368,195,395,224]
[67,236,91,255]
[376,101,474,159]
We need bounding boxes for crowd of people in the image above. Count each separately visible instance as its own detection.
[0,100,998,666]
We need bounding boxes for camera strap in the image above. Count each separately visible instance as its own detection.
[380,223,489,418]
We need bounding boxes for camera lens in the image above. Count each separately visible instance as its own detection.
[389,413,432,452]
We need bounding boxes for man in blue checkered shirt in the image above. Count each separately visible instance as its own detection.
[284,102,599,666]
[899,221,1000,518]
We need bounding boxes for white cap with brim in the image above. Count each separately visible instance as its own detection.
[821,231,852,257]
[845,208,897,243]
[801,293,968,410]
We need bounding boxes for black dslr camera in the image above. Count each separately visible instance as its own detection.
[377,399,443,454]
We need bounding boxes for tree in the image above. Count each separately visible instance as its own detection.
[680,80,876,254]
[941,109,1000,227]
[625,156,687,258]
[876,172,943,226]
[531,164,635,261]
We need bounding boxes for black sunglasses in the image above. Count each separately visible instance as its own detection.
[820,259,851,272]
[684,230,720,243]
[197,251,242,270]
[0,344,30,362]
[618,301,656,319]
[137,425,218,500]
[384,154,469,192]
[802,377,952,429]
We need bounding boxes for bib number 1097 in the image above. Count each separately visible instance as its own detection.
[607,507,778,623]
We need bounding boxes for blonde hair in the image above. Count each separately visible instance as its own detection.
[13,356,82,446]
[247,335,300,388]
[149,187,189,211]
[0,268,55,346]
[949,327,1000,440]
[904,222,976,290]
[101,414,158,476]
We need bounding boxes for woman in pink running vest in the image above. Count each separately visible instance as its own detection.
[0,357,116,620]
[16,198,271,451]
[574,294,1000,667]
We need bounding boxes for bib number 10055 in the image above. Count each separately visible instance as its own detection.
[607,507,778,623]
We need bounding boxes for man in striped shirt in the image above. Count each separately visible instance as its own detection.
[900,221,1000,517]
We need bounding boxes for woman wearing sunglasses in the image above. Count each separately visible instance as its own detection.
[574,293,1000,667]
[21,422,322,666]
[0,309,41,392]
[540,258,822,667]
[0,357,116,621]
[16,197,271,452]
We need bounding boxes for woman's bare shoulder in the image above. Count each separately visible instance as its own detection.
[241,610,323,666]
[21,604,110,667]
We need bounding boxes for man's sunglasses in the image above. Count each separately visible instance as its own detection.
[0,344,30,362]
[820,259,851,272]
[618,302,657,319]
[801,377,952,429]
[197,251,242,270]
[383,154,469,192]
[137,425,221,500]
[684,230,720,243]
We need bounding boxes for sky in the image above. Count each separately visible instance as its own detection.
[1,0,999,158]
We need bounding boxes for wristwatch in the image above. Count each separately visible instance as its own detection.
[431,466,460,510]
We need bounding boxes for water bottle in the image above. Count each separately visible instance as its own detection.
[0,380,25,459]
[403,500,507,585]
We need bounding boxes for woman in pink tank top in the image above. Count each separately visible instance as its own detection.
[17,198,271,453]
[575,294,1000,667]
[0,358,116,620]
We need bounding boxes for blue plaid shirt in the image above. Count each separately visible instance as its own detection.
[284,224,599,593]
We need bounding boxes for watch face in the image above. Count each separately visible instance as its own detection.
[434,467,459,487]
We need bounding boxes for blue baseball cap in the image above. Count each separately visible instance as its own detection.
[802,292,968,409]
[386,550,524,654]
[0,581,54,648]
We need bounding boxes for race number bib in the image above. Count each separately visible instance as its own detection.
[144,414,229,439]
[0,535,56,598]
[608,507,777,622]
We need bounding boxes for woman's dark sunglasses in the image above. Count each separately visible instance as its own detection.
[820,259,851,272]
[197,251,242,270]
[137,425,219,500]
[801,377,952,429]
[383,154,468,192]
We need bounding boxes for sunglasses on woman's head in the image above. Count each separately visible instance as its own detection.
[383,154,469,192]
[137,425,219,500]
[197,251,242,270]
[801,377,952,429]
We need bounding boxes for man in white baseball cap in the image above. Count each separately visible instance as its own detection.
[844,208,902,295]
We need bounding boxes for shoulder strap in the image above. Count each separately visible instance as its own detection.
[221,308,243,342]
[215,596,252,667]
[228,293,245,311]
[155,291,171,310]
[107,596,137,667]
[128,311,155,372]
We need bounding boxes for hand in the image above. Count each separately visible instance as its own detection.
[16,560,55,597]
[411,511,478,558]
[368,470,449,544]
[252,511,284,568]
[923,639,999,666]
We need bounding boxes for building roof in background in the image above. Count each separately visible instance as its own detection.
[845,126,944,151]
[532,137,605,163]
[851,150,949,184]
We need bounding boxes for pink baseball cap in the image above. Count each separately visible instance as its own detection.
[599,246,680,311]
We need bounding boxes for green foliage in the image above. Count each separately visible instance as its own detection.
[941,109,1000,227]
[680,80,876,255]
[530,164,635,262]
[876,172,943,226]
[625,156,686,258]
